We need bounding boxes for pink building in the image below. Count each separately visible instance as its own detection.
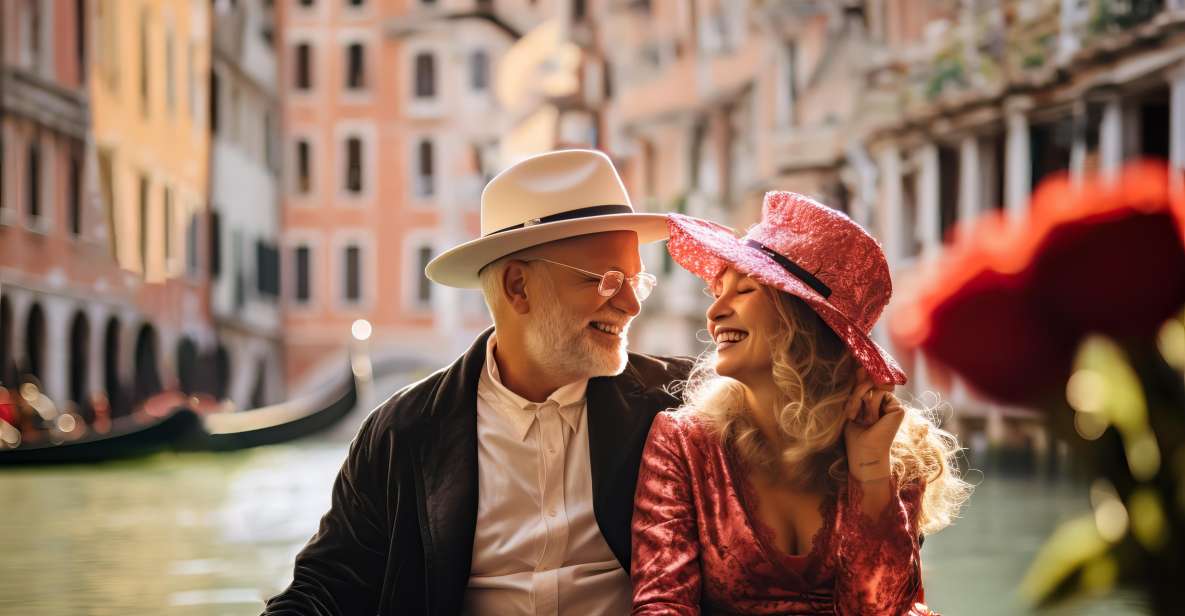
[277,1,546,392]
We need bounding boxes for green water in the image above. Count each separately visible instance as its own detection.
[0,444,1151,615]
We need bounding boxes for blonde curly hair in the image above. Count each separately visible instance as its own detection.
[683,286,971,535]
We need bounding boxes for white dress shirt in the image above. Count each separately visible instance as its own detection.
[462,336,631,616]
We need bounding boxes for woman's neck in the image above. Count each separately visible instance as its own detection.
[741,376,784,449]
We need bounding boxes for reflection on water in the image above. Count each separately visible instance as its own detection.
[0,444,347,616]
[0,444,1151,615]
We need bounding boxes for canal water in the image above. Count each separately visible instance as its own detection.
[0,383,1153,615]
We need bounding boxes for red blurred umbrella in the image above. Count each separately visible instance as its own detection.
[892,161,1185,406]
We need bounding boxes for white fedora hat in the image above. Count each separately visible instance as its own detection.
[425,149,668,288]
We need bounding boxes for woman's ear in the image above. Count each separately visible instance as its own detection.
[503,261,531,315]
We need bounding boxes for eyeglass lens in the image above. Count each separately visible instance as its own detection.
[598,272,654,301]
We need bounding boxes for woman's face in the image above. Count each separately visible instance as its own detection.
[706,268,783,384]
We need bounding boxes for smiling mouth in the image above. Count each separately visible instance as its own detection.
[714,329,748,350]
[590,321,625,337]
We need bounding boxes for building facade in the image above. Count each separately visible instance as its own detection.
[210,0,286,408]
[579,0,1185,458]
[1,0,108,412]
[277,0,549,392]
[2,0,216,417]
[87,0,215,410]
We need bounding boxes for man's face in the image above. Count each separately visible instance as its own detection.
[522,231,645,381]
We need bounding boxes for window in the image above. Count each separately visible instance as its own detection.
[209,71,220,133]
[209,210,222,278]
[414,53,436,99]
[163,187,173,264]
[97,0,119,89]
[0,129,5,214]
[233,230,245,308]
[22,0,42,69]
[345,137,363,193]
[139,176,150,272]
[76,0,87,84]
[295,139,312,193]
[68,156,82,236]
[166,30,176,114]
[140,8,150,117]
[97,149,116,254]
[229,84,241,139]
[187,214,200,277]
[256,241,280,297]
[27,142,41,221]
[470,50,489,92]
[417,246,433,305]
[416,139,434,197]
[344,245,361,302]
[188,42,197,122]
[346,43,366,90]
[295,43,313,90]
[264,113,277,173]
[293,245,311,303]
[780,43,798,127]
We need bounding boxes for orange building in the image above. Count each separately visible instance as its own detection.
[277,1,549,392]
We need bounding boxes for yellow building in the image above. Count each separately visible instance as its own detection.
[91,0,210,287]
[88,0,214,395]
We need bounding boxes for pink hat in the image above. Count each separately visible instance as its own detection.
[667,191,907,385]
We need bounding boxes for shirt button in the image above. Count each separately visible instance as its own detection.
[547,447,556,454]
[548,509,557,517]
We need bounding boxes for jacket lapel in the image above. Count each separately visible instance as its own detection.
[586,364,671,568]
[415,329,490,616]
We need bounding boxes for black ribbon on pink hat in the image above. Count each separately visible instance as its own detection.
[745,239,833,299]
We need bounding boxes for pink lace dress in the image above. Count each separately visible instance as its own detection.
[631,411,934,615]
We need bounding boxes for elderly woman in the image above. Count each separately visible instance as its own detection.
[631,192,971,615]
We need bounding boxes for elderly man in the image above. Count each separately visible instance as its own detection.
[265,150,691,615]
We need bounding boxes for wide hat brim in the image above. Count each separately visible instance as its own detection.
[667,214,907,386]
[426,212,669,288]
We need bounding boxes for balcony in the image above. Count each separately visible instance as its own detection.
[0,68,89,139]
[770,124,844,174]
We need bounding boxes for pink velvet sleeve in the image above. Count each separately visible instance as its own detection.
[833,477,931,616]
[630,414,703,615]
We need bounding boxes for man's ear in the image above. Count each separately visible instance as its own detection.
[502,261,531,315]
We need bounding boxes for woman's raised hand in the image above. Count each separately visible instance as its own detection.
[842,368,904,482]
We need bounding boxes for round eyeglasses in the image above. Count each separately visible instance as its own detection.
[527,258,657,302]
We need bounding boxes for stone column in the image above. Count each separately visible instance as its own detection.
[1170,66,1185,191]
[41,298,71,407]
[1100,95,1124,180]
[6,290,32,385]
[1070,100,1088,182]
[1005,105,1031,216]
[986,404,1008,446]
[917,143,941,257]
[87,302,109,402]
[877,144,904,265]
[958,135,981,224]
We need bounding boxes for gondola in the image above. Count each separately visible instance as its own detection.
[1,363,359,463]
[0,405,202,465]
[177,364,358,452]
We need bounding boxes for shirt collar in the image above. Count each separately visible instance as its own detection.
[479,335,587,441]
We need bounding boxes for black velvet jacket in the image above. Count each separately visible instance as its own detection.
[263,329,692,615]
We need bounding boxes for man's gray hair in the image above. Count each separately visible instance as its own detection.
[478,255,511,315]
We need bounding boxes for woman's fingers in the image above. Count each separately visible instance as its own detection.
[866,389,888,424]
[846,379,875,421]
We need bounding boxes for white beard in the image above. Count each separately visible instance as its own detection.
[524,274,629,383]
